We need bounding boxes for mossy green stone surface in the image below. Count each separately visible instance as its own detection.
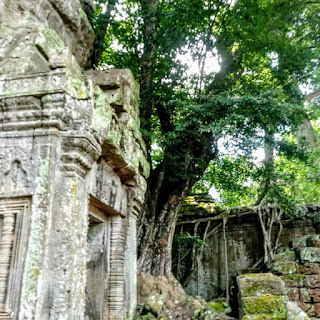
[243,295,288,316]
[206,301,224,312]
[275,251,296,262]
[238,273,286,297]
[290,237,309,249]
[307,235,320,247]
[206,299,231,314]
[268,260,297,275]
[296,247,320,263]
[280,274,304,287]
[276,247,293,254]
[268,251,297,275]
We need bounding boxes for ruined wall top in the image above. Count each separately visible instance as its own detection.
[0,0,150,196]
[0,0,94,68]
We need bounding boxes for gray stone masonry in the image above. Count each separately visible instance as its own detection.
[0,1,149,319]
[264,234,320,319]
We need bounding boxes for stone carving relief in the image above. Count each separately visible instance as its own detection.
[0,198,30,320]
[0,148,32,195]
[0,213,15,312]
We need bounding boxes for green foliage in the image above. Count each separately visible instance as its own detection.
[94,0,320,215]
[173,232,207,250]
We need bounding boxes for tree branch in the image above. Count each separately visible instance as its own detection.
[305,89,320,102]
[154,102,174,133]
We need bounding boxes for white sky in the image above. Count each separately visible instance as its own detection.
[176,48,221,77]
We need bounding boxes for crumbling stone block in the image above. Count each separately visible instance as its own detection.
[308,289,320,303]
[314,303,320,317]
[308,235,320,248]
[305,263,320,275]
[281,274,305,288]
[238,273,286,297]
[287,287,300,301]
[268,251,297,275]
[291,237,309,249]
[269,261,297,275]
[296,248,320,263]
[305,275,320,289]
[301,288,312,303]
[145,292,167,315]
[242,295,288,316]
[298,302,315,317]
[286,301,311,320]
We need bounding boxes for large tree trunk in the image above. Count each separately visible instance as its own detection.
[254,130,275,206]
[136,0,219,278]
[91,0,117,67]
[296,90,320,149]
[137,139,215,278]
[296,118,319,149]
[137,182,189,278]
[139,0,157,153]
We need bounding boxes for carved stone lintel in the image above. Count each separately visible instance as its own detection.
[61,134,101,177]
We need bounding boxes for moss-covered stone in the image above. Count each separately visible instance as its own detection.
[305,274,320,288]
[267,251,297,275]
[290,237,309,249]
[280,274,305,287]
[276,247,293,254]
[145,292,166,315]
[275,250,296,262]
[303,263,320,275]
[206,301,224,312]
[300,288,311,303]
[238,273,286,297]
[134,313,158,320]
[307,235,320,248]
[206,298,231,314]
[268,260,297,275]
[242,295,288,316]
[296,247,320,263]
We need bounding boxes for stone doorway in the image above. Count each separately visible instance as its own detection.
[85,203,111,320]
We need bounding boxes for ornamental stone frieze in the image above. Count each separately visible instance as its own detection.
[0,0,149,319]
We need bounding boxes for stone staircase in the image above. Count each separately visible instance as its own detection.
[237,234,320,319]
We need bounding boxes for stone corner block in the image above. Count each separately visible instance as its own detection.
[237,273,286,298]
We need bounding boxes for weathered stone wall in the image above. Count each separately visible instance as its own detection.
[268,235,320,318]
[0,1,149,319]
[177,197,318,302]
[182,216,316,302]
[237,234,320,319]
[237,273,310,319]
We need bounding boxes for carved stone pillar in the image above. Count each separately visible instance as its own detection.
[0,199,30,320]
[0,213,15,311]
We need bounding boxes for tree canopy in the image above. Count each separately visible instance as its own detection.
[92,0,320,277]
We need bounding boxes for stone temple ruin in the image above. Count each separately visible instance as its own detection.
[0,0,149,319]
